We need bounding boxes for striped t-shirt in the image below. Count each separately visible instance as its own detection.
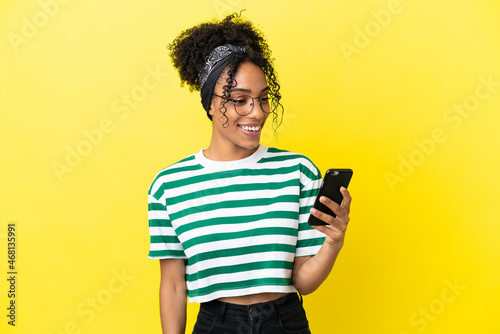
[148,145,325,303]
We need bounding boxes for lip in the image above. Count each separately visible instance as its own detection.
[238,124,262,137]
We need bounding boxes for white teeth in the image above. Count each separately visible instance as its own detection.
[241,125,260,132]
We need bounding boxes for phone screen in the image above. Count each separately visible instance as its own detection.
[308,169,353,226]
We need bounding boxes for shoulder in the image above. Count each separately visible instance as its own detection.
[260,147,321,180]
[148,152,202,197]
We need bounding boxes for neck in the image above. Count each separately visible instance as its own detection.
[204,139,260,161]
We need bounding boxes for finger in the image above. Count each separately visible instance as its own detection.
[319,196,345,218]
[311,219,347,242]
[340,187,352,214]
[311,223,328,233]
[310,207,348,230]
[310,207,335,226]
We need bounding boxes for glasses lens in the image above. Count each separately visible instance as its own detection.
[232,95,275,115]
[259,96,271,114]
[234,95,253,116]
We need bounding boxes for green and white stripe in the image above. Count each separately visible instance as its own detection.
[148,145,325,303]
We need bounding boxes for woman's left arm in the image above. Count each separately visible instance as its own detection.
[292,187,352,295]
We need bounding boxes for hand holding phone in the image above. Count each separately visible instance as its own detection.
[308,169,353,226]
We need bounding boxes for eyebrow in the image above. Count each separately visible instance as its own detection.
[229,86,270,94]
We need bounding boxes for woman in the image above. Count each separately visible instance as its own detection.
[148,13,352,334]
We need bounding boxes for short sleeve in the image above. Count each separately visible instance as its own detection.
[295,160,325,257]
[147,182,186,259]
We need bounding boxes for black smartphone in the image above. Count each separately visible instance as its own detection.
[308,169,353,226]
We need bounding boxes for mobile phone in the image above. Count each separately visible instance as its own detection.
[308,169,353,226]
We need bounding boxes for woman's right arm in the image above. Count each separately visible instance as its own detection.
[159,258,187,334]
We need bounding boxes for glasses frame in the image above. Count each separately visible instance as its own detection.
[213,93,276,116]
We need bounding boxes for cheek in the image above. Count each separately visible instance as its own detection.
[263,113,270,124]
[213,109,239,129]
[220,108,240,126]
[212,100,236,116]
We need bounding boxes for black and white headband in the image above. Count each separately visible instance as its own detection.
[199,44,247,119]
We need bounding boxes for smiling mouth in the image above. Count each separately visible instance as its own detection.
[239,125,261,132]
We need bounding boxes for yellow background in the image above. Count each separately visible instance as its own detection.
[1,0,499,333]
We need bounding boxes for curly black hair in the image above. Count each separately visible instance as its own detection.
[167,12,283,129]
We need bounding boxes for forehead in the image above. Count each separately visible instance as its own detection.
[215,61,267,94]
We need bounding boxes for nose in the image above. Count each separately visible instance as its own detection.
[248,98,265,116]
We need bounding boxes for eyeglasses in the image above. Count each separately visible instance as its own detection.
[213,93,277,116]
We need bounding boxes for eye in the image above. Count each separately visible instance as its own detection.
[259,96,270,104]
[234,96,251,105]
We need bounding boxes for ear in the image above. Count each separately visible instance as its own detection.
[208,100,218,116]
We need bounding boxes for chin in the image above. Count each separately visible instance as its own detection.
[236,139,261,151]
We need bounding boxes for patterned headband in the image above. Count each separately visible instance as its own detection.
[198,44,247,89]
[199,44,248,117]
